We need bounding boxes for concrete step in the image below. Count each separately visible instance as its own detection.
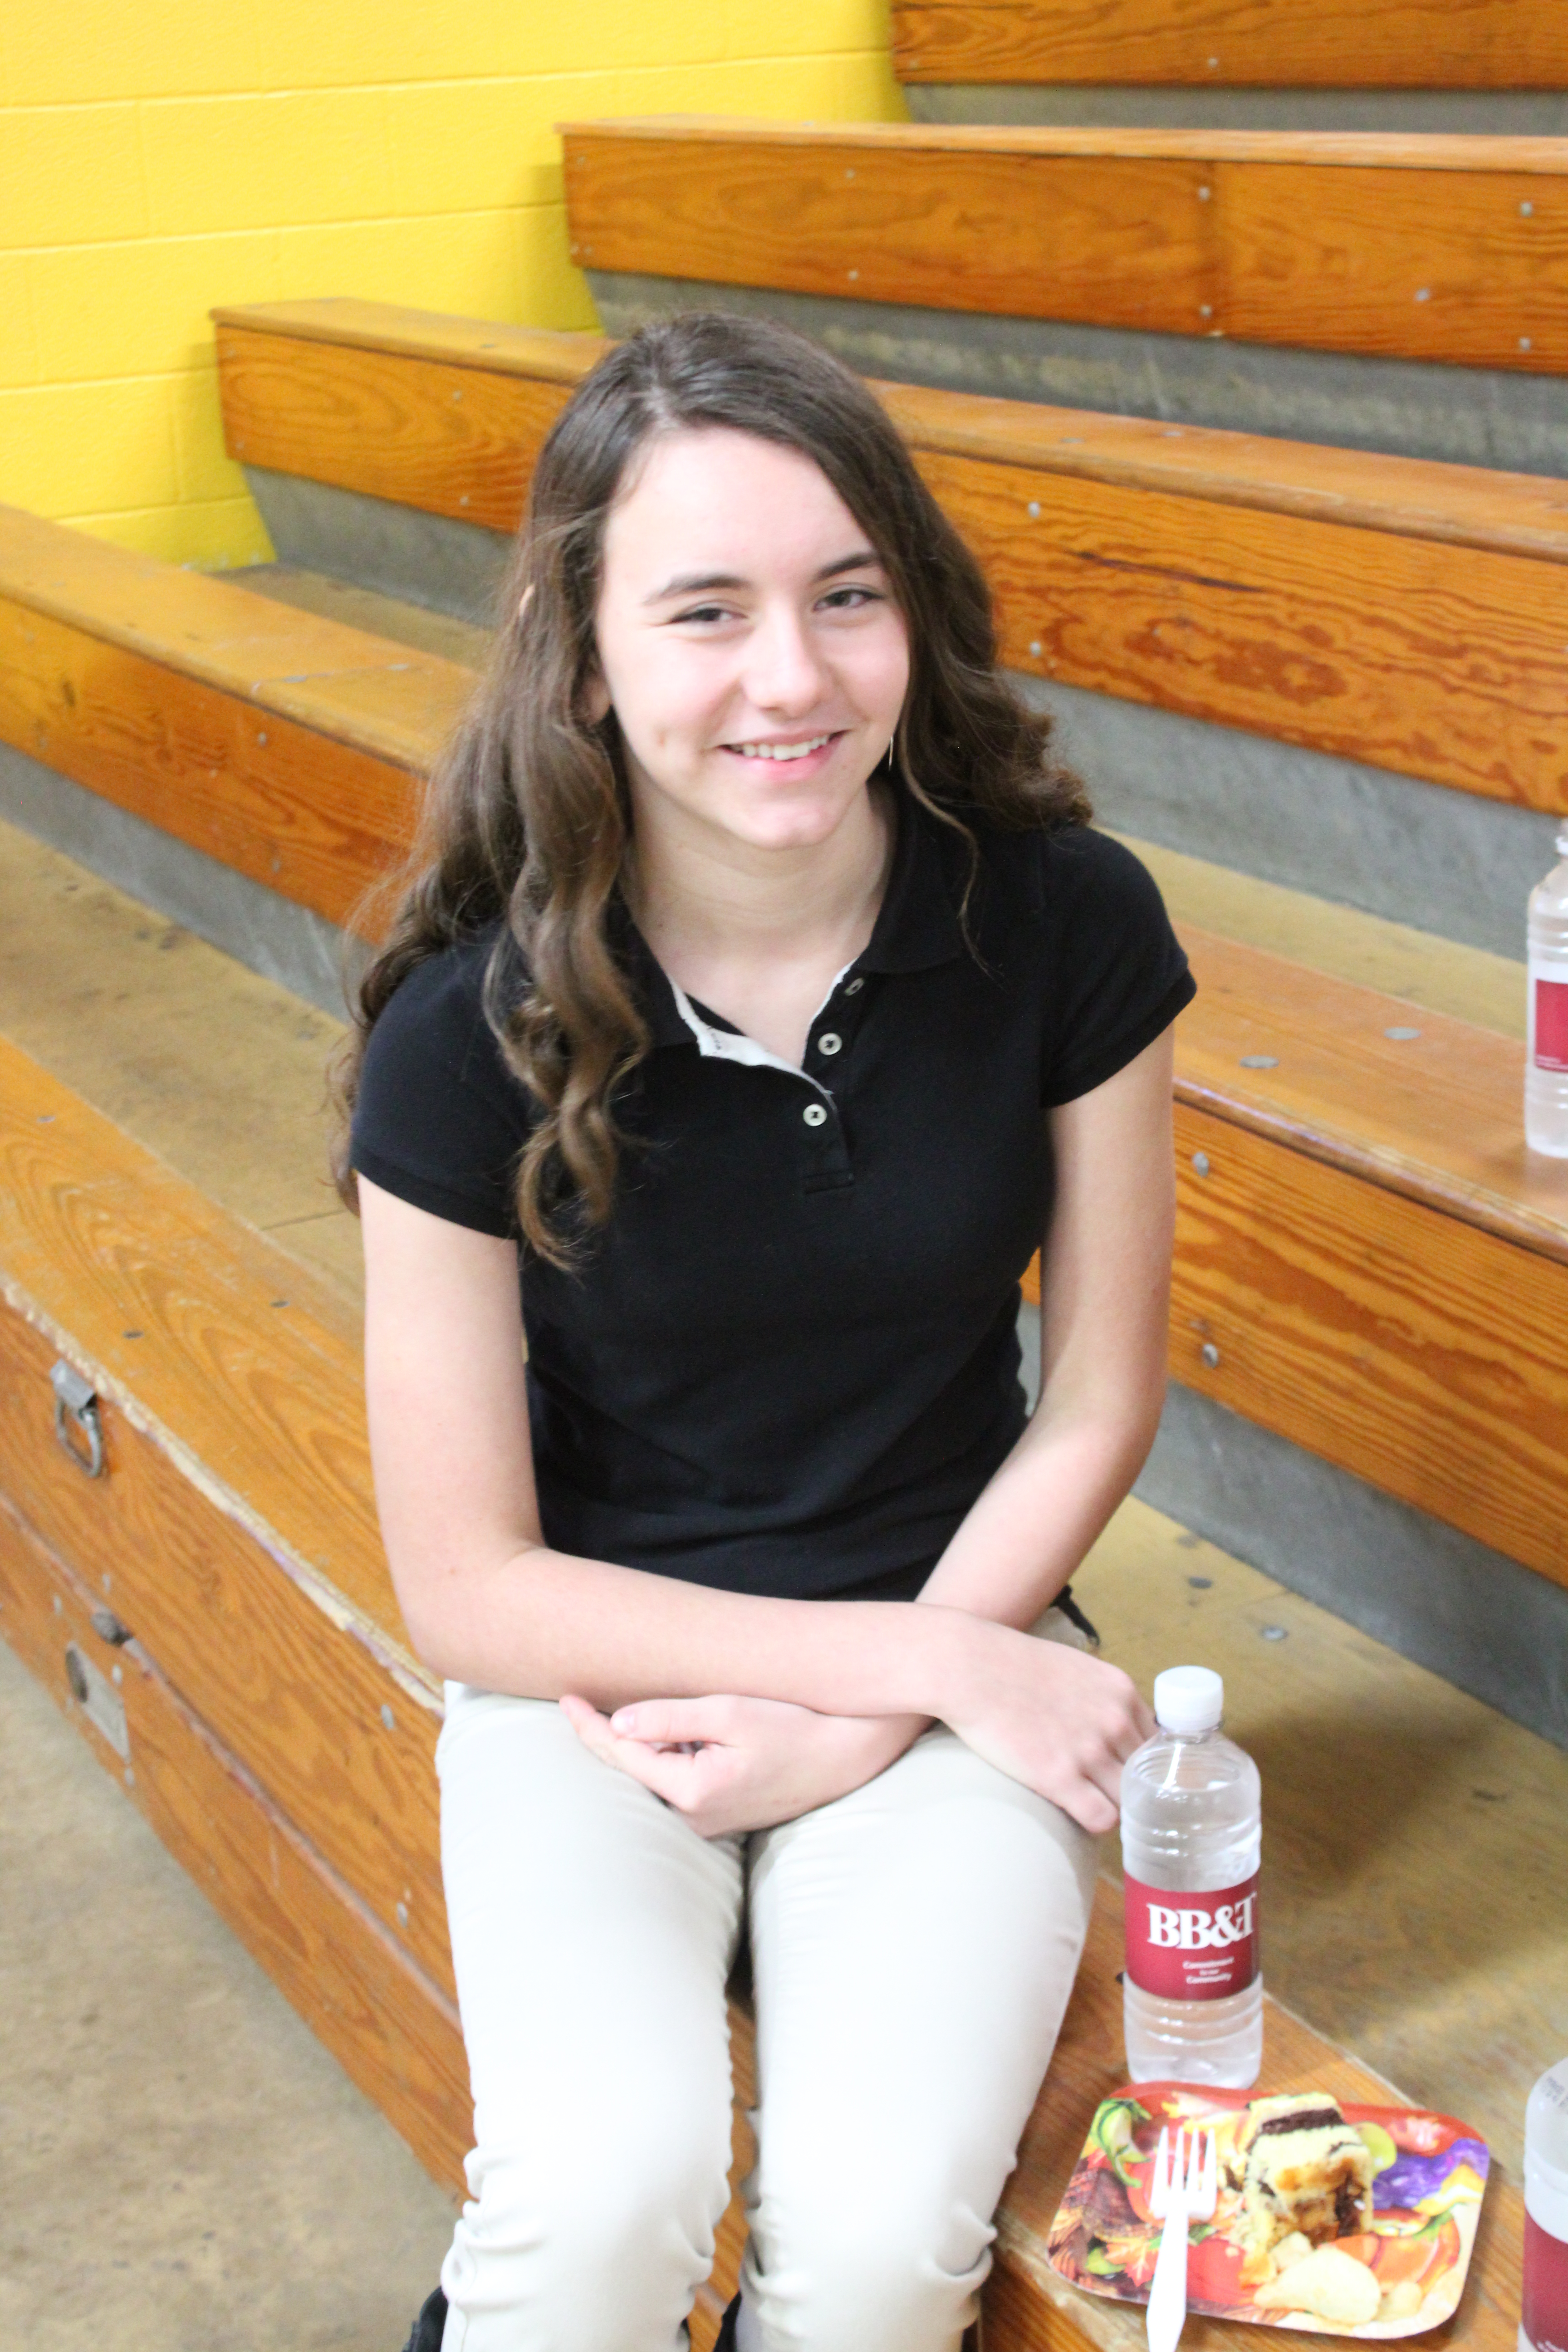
[906,85,1568,134]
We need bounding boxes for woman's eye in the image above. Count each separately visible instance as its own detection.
[820,585,882,612]
[672,603,734,627]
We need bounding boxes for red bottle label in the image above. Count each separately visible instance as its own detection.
[1124,1872,1260,2001]
[1535,979,1568,1073]
[1524,2212,1568,2352]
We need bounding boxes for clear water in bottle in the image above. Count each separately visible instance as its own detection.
[1122,1666,1263,2088]
[1527,825,1568,1157]
[1521,2055,1568,2352]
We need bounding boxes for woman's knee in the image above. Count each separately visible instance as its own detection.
[445,2120,732,2352]
[746,2161,990,2352]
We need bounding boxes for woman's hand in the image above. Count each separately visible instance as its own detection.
[559,1692,927,1838]
[942,1622,1154,1834]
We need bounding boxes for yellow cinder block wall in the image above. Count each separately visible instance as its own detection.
[0,2,904,568]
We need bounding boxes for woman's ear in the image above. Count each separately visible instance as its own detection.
[580,664,612,726]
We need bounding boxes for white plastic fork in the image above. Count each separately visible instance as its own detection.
[1145,2125,1218,2352]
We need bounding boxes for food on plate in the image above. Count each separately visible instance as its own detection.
[1047,2087,1487,2337]
[1253,2244,1382,2327]
[1227,2094,1380,2278]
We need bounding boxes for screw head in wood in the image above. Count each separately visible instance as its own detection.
[1191,1151,1210,1176]
[1200,1341,1220,1368]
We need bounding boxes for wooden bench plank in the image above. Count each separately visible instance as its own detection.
[215,321,581,536]
[220,301,1568,564]
[913,445,1568,813]
[890,0,1568,88]
[0,1038,392,1631]
[212,303,1568,812]
[0,510,461,930]
[1177,929,1565,1256]
[1171,1099,1568,1587]
[560,120,1568,373]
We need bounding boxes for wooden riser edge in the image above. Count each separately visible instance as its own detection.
[886,0,1568,90]
[0,1482,470,2195]
[0,1263,457,1998]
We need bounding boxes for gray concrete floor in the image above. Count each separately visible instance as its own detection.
[0,1635,456,2352]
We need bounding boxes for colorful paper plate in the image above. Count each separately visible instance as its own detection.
[1046,2084,1489,2338]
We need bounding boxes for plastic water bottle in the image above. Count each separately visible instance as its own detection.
[1121,1666,1262,2088]
[1527,826,1568,1156]
[1523,2056,1568,2352]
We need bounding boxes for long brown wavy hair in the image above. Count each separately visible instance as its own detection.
[333,311,1088,1264]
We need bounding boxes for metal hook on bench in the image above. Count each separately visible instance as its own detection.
[50,1359,105,1479]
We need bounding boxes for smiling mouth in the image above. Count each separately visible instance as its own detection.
[726,734,836,762]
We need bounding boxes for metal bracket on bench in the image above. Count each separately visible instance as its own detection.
[50,1359,105,1479]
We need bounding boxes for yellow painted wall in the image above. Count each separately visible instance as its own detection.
[0,3,904,567]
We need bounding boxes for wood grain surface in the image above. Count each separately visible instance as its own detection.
[1171,1100,1568,1587]
[0,1293,451,1992]
[217,324,576,534]
[0,503,472,762]
[209,303,1568,810]
[211,297,611,382]
[560,121,1568,371]
[1177,927,1568,1262]
[0,1037,394,1631]
[0,1493,471,2197]
[220,301,1568,564]
[890,0,1568,88]
[0,592,422,931]
[915,447,1568,811]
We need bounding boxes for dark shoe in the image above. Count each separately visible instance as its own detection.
[402,2283,447,2352]
[712,2293,742,2352]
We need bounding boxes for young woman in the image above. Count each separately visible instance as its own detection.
[342,312,1193,2352]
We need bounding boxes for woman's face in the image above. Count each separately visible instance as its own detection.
[589,426,911,859]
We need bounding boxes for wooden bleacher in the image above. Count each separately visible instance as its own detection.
[5,3,1568,2328]
[889,0,1568,91]
[559,121,1568,373]
[215,298,1568,813]
[0,1024,1528,2352]
[5,480,1568,1596]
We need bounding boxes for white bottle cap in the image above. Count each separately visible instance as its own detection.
[1153,1666,1224,1733]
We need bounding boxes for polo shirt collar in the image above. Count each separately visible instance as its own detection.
[627,791,966,1050]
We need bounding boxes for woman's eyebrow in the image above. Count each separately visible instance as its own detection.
[641,549,885,606]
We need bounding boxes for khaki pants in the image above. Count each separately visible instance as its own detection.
[435,1623,1095,2352]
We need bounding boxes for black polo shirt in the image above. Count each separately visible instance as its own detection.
[351,804,1194,1603]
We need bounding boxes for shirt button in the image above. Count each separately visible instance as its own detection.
[845,977,864,996]
[818,1032,843,1056]
[802,1102,828,1128]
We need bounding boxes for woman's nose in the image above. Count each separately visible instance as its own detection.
[742,610,829,712]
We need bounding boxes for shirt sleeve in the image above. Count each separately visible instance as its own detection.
[350,932,532,1238]
[1039,828,1196,1107]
